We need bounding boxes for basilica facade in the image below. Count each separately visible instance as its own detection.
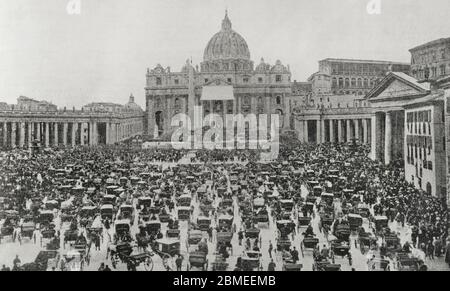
[145,12,293,138]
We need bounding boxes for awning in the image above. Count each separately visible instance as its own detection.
[201,86,234,101]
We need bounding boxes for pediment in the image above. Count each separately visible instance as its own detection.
[367,72,431,103]
[372,79,423,100]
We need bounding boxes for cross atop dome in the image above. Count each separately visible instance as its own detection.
[222,10,232,30]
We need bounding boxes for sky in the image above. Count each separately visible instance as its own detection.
[1,0,450,108]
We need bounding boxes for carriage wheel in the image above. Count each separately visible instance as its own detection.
[143,257,154,271]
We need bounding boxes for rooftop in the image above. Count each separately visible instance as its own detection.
[320,58,410,66]
[409,37,450,52]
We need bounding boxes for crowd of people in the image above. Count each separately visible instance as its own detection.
[0,139,449,271]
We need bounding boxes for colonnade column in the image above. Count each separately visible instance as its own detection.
[11,122,16,148]
[93,122,98,145]
[354,119,360,143]
[346,119,351,142]
[63,123,68,146]
[316,120,321,144]
[28,122,33,147]
[45,123,50,148]
[3,123,7,146]
[337,120,343,143]
[370,115,377,160]
[54,123,59,147]
[362,119,368,144]
[19,122,25,148]
[329,120,334,143]
[385,112,392,165]
[320,119,326,143]
[304,120,309,143]
[71,123,77,147]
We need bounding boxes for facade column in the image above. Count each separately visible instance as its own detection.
[88,122,93,145]
[80,123,85,146]
[338,119,343,143]
[354,119,360,143]
[304,120,309,143]
[329,120,334,143]
[370,115,377,160]
[106,123,110,145]
[346,119,351,142]
[71,122,77,147]
[28,122,32,147]
[19,122,25,148]
[45,122,50,148]
[3,122,7,147]
[11,122,16,148]
[320,119,326,143]
[63,123,68,146]
[54,123,59,147]
[384,112,392,165]
[316,120,321,144]
[93,122,98,145]
[36,122,41,142]
[362,119,368,144]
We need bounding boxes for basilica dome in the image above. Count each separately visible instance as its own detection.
[203,12,251,62]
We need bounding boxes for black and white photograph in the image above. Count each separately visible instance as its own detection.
[0,0,450,276]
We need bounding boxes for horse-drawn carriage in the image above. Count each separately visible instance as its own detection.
[137,197,152,210]
[20,221,36,243]
[197,216,211,231]
[373,216,389,235]
[356,229,377,253]
[396,253,423,271]
[312,257,341,271]
[212,254,229,271]
[280,199,294,212]
[177,207,191,221]
[154,238,181,257]
[348,214,363,231]
[383,233,401,258]
[276,220,296,251]
[114,220,131,243]
[244,227,260,239]
[187,229,203,249]
[39,210,55,226]
[0,214,17,243]
[187,251,208,271]
[40,225,57,247]
[100,204,115,221]
[145,220,162,237]
[237,251,263,271]
[177,194,192,207]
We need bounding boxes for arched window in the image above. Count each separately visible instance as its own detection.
[332,77,337,87]
[345,78,350,88]
[351,78,356,87]
[357,78,362,87]
[339,78,344,88]
[363,78,369,88]
[174,98,180,107]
